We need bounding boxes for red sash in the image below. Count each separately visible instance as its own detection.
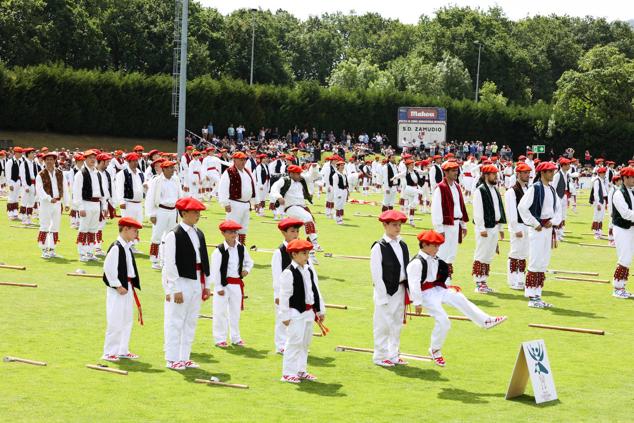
[226,277,245,310]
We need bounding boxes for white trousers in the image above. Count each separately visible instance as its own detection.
[122,201,143,225]
[474,228,499,264]
[7,183,21,205]
[256,183,270,202]
[614,226,634,268]
[527,226,552,273]
[21,186,36,208]
[333,191,347,210]
[422,287,489,351]
[212,284,242,343]
[382,187,397,206]
[78,202,101,232]
[593,204,605,222]
[274,302,287,351]
[226,200,250,234]
[282,310,314,376]
[103,284,134,356]
[151,208,177,244]
[38,201,62,249]
[373,285,405,363]
[508,225,529,259]
[164,279,202,362]
[437,222,460,264]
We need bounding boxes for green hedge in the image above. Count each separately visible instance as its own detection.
[1,65,632,161]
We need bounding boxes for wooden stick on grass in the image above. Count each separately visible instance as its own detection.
[335,345,431,361]
[528,323,604,336]
[0,282,37,288]
[325,304,347,310]
[3,356,47,366]
[549,269,599,276]
[555,276,609,284]
[578,243,614,249]
[67,272,102,278]
[406,312,470,321]
[86,364,128,375]
[0,264,26,270]
[194,378,249,389]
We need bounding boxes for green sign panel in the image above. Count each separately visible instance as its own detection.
[532,145,545,154]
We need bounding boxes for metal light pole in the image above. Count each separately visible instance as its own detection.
[474,40,482,102]
[176,0,189,158]
[249,8,257,85]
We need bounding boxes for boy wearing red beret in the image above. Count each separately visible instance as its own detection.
[101,217,144,362]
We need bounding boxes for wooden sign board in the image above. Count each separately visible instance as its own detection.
[506,339,557,404]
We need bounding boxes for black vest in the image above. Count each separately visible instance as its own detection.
[23,160,37,186]
[102,241,140,290]
[529,181,556,221]
[433,164,443,183]
[123,168,144,200]
[279,177,313,204]
[387,163,397,187]
[274,160,283,174]
[555,171,566,198]
[173,225,210,279]
[336,172,348,190]
[512,183,526,225]
[279,243,292,271]
[288,265,321,314]
[372,239,409,296]
[217,243,245,287]
[10,159,20,181]
[612,185,633,229]
[81,167,104,200]
[405,171,418,187]
[478,183,507,228]
[589,178,605,204]
[258,164,269,182]
[413,255,449,286]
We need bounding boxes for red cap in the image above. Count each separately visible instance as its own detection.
[401,153,413,159]
[558,158,571,165]
[192,151,201,156]
[218,219,242,231]
[73,153,85,161]
[160,160,176,168]
[536,162,557,172]
[175,197,206,211]
[596,167,607,174]
[445,153,454,158]
[13,147,24,153]
[417,230,445,245]
[612,175,621,182]
[118,217,143,229]
[405,159,414,166]
[152,158,166,167]
[619,167,634,177]
[441,161,459,171]
[515,163,531,172]
[432,155,442,160]
[125,153,140,161]
[114,150,124,155]
[42,152,57,160]
[481,164,498,174]
[378,210,407,223]
[96,153,112,162]
[83,149,97,157]
[286,239,313,253]
[232,152,247,159]
[133,145,144,152]
[287,165,302,173]
[278,218,305,231]
[147,149,160,157]
[186,146,194,151]
[22,147,36,154]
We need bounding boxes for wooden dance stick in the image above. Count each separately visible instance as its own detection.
[3,356,47,366]
[578,243,614,249]
[198,314,213,320]
[67,272,102,278]
[406,312,470,321]
[334,345,431,361]
[323,253,370,260]
[528,323,604,336]
[9,225,38,230]
[0,282,37,288]
[555,276,609,284]
[195,378,249,389]
[548,269,599,276]
[86,364,128,375]
[0,264,26,270]
[325,304,347,310]
[313,333,323,337]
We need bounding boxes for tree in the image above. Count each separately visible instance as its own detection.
[328,57,394,91]
[553,45,634,125]
[436,52,472,99]
[479,81,508,106]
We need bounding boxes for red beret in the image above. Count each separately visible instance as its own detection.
[536,162,557,172]
[445,153,454,158]
[596,167,607,174]
[160,160,177,168]
[83,149,97,157]
[518,155,526,160]
[401,153,413,159]
[417,230,445,245]
[192,150,202,156]
[432,155,442,160]
[441,161,459,171]
[206,146,216,152]
[534,159,541,164]
[186,146,194,151]
[628,160,634,165]
[96,153,112,162]
[278,218,305,231]
[133,145,144,152]
[612,175,621,182]
[526,150,534,155]
[73,153,85,161]
[515,163,531,172]
[175,197,206,211]
[378,210,407,223]
[13,147,24,153]
[232,152,247,159]
[40,147,49,152]
[595,158,604,163]
[558,158,571,165]
[118,217,143,229]
[147,149,160,157]
[481,164,498,174]
[42,152,58,160]
[421,159,430,166]
[0,151,5,156]
[287,165,302,173]
[405,159,414,166]
[619,167,634,177]
[22,147,36,154]
[114,150,124,155]
[152,158,166,167]
[125,153,140,161]
[286,239,313,253]
[218,219,242,231]
[257,154,267,159]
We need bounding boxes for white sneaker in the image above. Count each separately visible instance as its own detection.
[94,249,106,257]
[79,255,90,262]
[166,361,186,371]
[613,289,632,299]
[528,298,553,308]
[484,316,508,329]
[151,262,162,270]
[508,284,524,291]
[87,254,99,261]
[41,251,51,259]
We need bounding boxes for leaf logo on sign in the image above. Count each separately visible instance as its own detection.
[528,343,549,375]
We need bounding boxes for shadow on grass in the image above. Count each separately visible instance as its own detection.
[319,275,346,282]
[224,346,269,359]
[546,306,604,319]
[388,365,448,382]
[506,394,561,407]
[541,290,569,298]
[437,388,505,404]
[114,360,165,374]
[252,263,270,270]
[488,291,529,302]
[48,257,73,264]
[190,352,219,364]
[178,367,232,384]
[468,298,498,308]
[307,355,336,367]
[338,223,359,228]
[295,380,346,397]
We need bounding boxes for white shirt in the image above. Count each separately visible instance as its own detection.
[613,186,634,222]
[162,222,210,295]
[278,261,324,322]
[270,177,306,207]
[35,169,59,202]
[210,240,254,293]
[370,235,407,305]
[145,174,181,218]
[271,241,316,298]
[218,167,254,206]
[406,251,439,307]
[72,166,103,210]
[505,183,528,233]
[431,181,465,233]
[103,236,135,288]
[518,182,562,228]
[19,159,37,187]
[472,182,502,233]
[115,168,144,205]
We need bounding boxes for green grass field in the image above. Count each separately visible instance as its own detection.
[1,189,632,422]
